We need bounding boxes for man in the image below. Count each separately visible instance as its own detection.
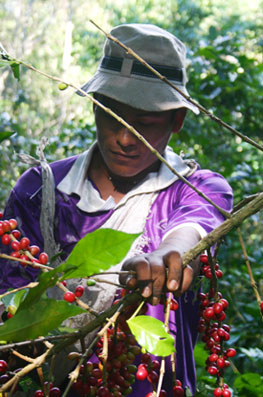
[1,24,233,395]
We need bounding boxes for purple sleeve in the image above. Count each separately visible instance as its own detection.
[0,167,44,292]
[162,169,233,238]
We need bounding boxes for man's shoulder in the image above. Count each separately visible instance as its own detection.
[13,154,81,197]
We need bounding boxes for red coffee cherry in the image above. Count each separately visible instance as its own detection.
[34,391,44,397]
[2,221,10,232]
[12,229,21,239]
[11,240,21,251]
[97,386,110,397]
[49,387,61,397]
[170,298,179,311]
[39,252,49,265]
[29,245,41,256]
[217,357,226,368]
[214,388,223,397]
[226,348,236,358]
[20,237,30,249]
[203,307,215,320]
[219,298,229,310]
[222,390,231,397]
[200,254,209,264]
[64,291,75,303]
[8,218,18,230]
[0,360,8,373]
[1,234,11,245]
[208,366,218,376]
[74,285,84,298]
[213,302,224,314]
[20,254,29,266]
[173,385,185,396]
[136,366,148,381]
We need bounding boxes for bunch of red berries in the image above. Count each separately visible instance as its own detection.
[136,353,184,396]
[198,255,236,397]
[0,216,49,267]
[63,284,85,303]
[200,254,223,280]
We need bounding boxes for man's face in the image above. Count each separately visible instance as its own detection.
[94,95,176,178]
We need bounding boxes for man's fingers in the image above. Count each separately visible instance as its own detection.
[120,256,152,298]
[164,251,182,291]
[180,264,195,293]
[149,260,166,305]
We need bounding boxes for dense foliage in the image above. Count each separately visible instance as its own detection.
[1,0,263,395]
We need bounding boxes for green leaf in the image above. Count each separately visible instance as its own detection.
[194,342,207,367]
[234,373,263,395]
[11,63,20,80]
[1,289,28,315]
[185,387,193,397]
[61,229,140,279]
[127,315,175,357]
[0,298,85,342]
[0,131,15,143]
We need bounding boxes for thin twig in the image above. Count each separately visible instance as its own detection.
[87,270,136,277]
[11,349,34,363]
[237,227,263,315]
[156,293,173,397]
[0,282,39,298]
[91,277,124,288]
[0,332,81,352]
[90,20,263,153]
[0,253,53,270]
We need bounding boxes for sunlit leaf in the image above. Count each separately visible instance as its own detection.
[0,298,85,342]
[61,229,140,279]
[127,315,175,357]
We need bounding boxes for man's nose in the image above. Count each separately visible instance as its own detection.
[116,125,137,148]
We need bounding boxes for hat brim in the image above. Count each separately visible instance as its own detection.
[77,69,199,115]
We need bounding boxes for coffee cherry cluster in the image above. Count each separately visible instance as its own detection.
[200,254,223,280]
[0,359,9,386]
[136,353,184,396]
[198,255,236,397]
[63,285,85,303]
[0,217,49,267]
[69,328,138,397]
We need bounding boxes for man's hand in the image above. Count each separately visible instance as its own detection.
[119,226,202,305]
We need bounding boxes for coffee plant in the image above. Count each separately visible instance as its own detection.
[1,16,263,395]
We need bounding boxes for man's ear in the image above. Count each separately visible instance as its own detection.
[172,108,187,133]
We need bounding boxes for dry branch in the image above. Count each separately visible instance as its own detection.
[182,192,263,266]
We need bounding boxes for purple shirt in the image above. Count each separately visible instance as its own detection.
[0,151,233,395]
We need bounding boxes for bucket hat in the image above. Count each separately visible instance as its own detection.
[79,23,199,114]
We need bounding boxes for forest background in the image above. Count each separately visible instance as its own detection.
[0,0,263,395]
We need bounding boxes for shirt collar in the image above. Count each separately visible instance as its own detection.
[57,142,193,213]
